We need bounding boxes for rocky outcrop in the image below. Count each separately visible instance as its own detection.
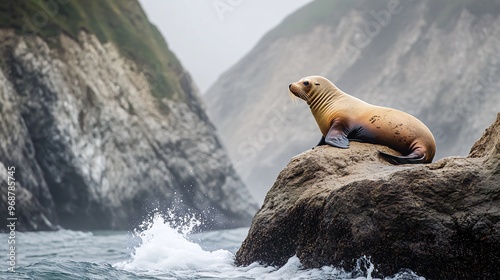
[235,113,500,279]
[0,1,257,231]
[205,0,500,202]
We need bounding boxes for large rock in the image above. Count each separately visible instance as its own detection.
[235,113,500,279]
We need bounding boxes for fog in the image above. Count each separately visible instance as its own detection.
[139,0,313,93]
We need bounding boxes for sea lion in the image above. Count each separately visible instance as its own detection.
[289,76,436,164]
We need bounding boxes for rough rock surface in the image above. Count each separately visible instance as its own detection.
[205,0,500,202]
[0,29,257,231]
[235,113,500,279]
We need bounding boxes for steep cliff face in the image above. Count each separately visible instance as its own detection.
[0,1,257,231]
[205,0,500,202]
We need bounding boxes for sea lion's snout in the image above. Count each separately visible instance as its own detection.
[289,83,300,98]
[289,80,311,102]
[288,83,307,100]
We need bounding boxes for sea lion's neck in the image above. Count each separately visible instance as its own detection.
[308,86,345,135]
[308,84,342,106]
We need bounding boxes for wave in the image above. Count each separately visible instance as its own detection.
[115,212,425,280]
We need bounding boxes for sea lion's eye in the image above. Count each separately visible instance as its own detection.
[315,82,320,85]
[303,81,310,86]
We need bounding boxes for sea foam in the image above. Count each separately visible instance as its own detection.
[115,212,424,280]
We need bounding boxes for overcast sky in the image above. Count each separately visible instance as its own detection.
[139,0,313,93]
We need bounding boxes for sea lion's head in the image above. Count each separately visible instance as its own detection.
[289,76,337,105]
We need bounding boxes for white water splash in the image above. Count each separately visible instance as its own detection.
[115,212,425,280]
[115,212,231,274]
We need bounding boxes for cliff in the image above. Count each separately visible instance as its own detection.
[205,0,500,202]
[0,0,257,231]
[235,113,500,279]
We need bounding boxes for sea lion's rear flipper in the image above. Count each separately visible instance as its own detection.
[378,151,426,165]
[324,123,349,149]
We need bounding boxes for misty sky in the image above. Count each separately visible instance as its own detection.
[139,0,313,93]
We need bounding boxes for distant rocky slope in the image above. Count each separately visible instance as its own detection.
[0,0,257,231]
[236,113,500,279]
[205,0,500,202]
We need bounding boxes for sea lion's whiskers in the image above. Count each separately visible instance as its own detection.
[300,92,310,103]
[304,92,311,103]
[289,91,298,103]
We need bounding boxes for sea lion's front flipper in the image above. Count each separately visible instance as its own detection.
[378,151,426,164]
[315,136,326,147]
[324,123,349,149]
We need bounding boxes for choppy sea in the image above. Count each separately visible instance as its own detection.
[1,213,425,279]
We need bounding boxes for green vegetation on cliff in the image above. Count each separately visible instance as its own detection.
[0,0,188,104]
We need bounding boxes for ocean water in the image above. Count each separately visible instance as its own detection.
[1,213,425,280]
